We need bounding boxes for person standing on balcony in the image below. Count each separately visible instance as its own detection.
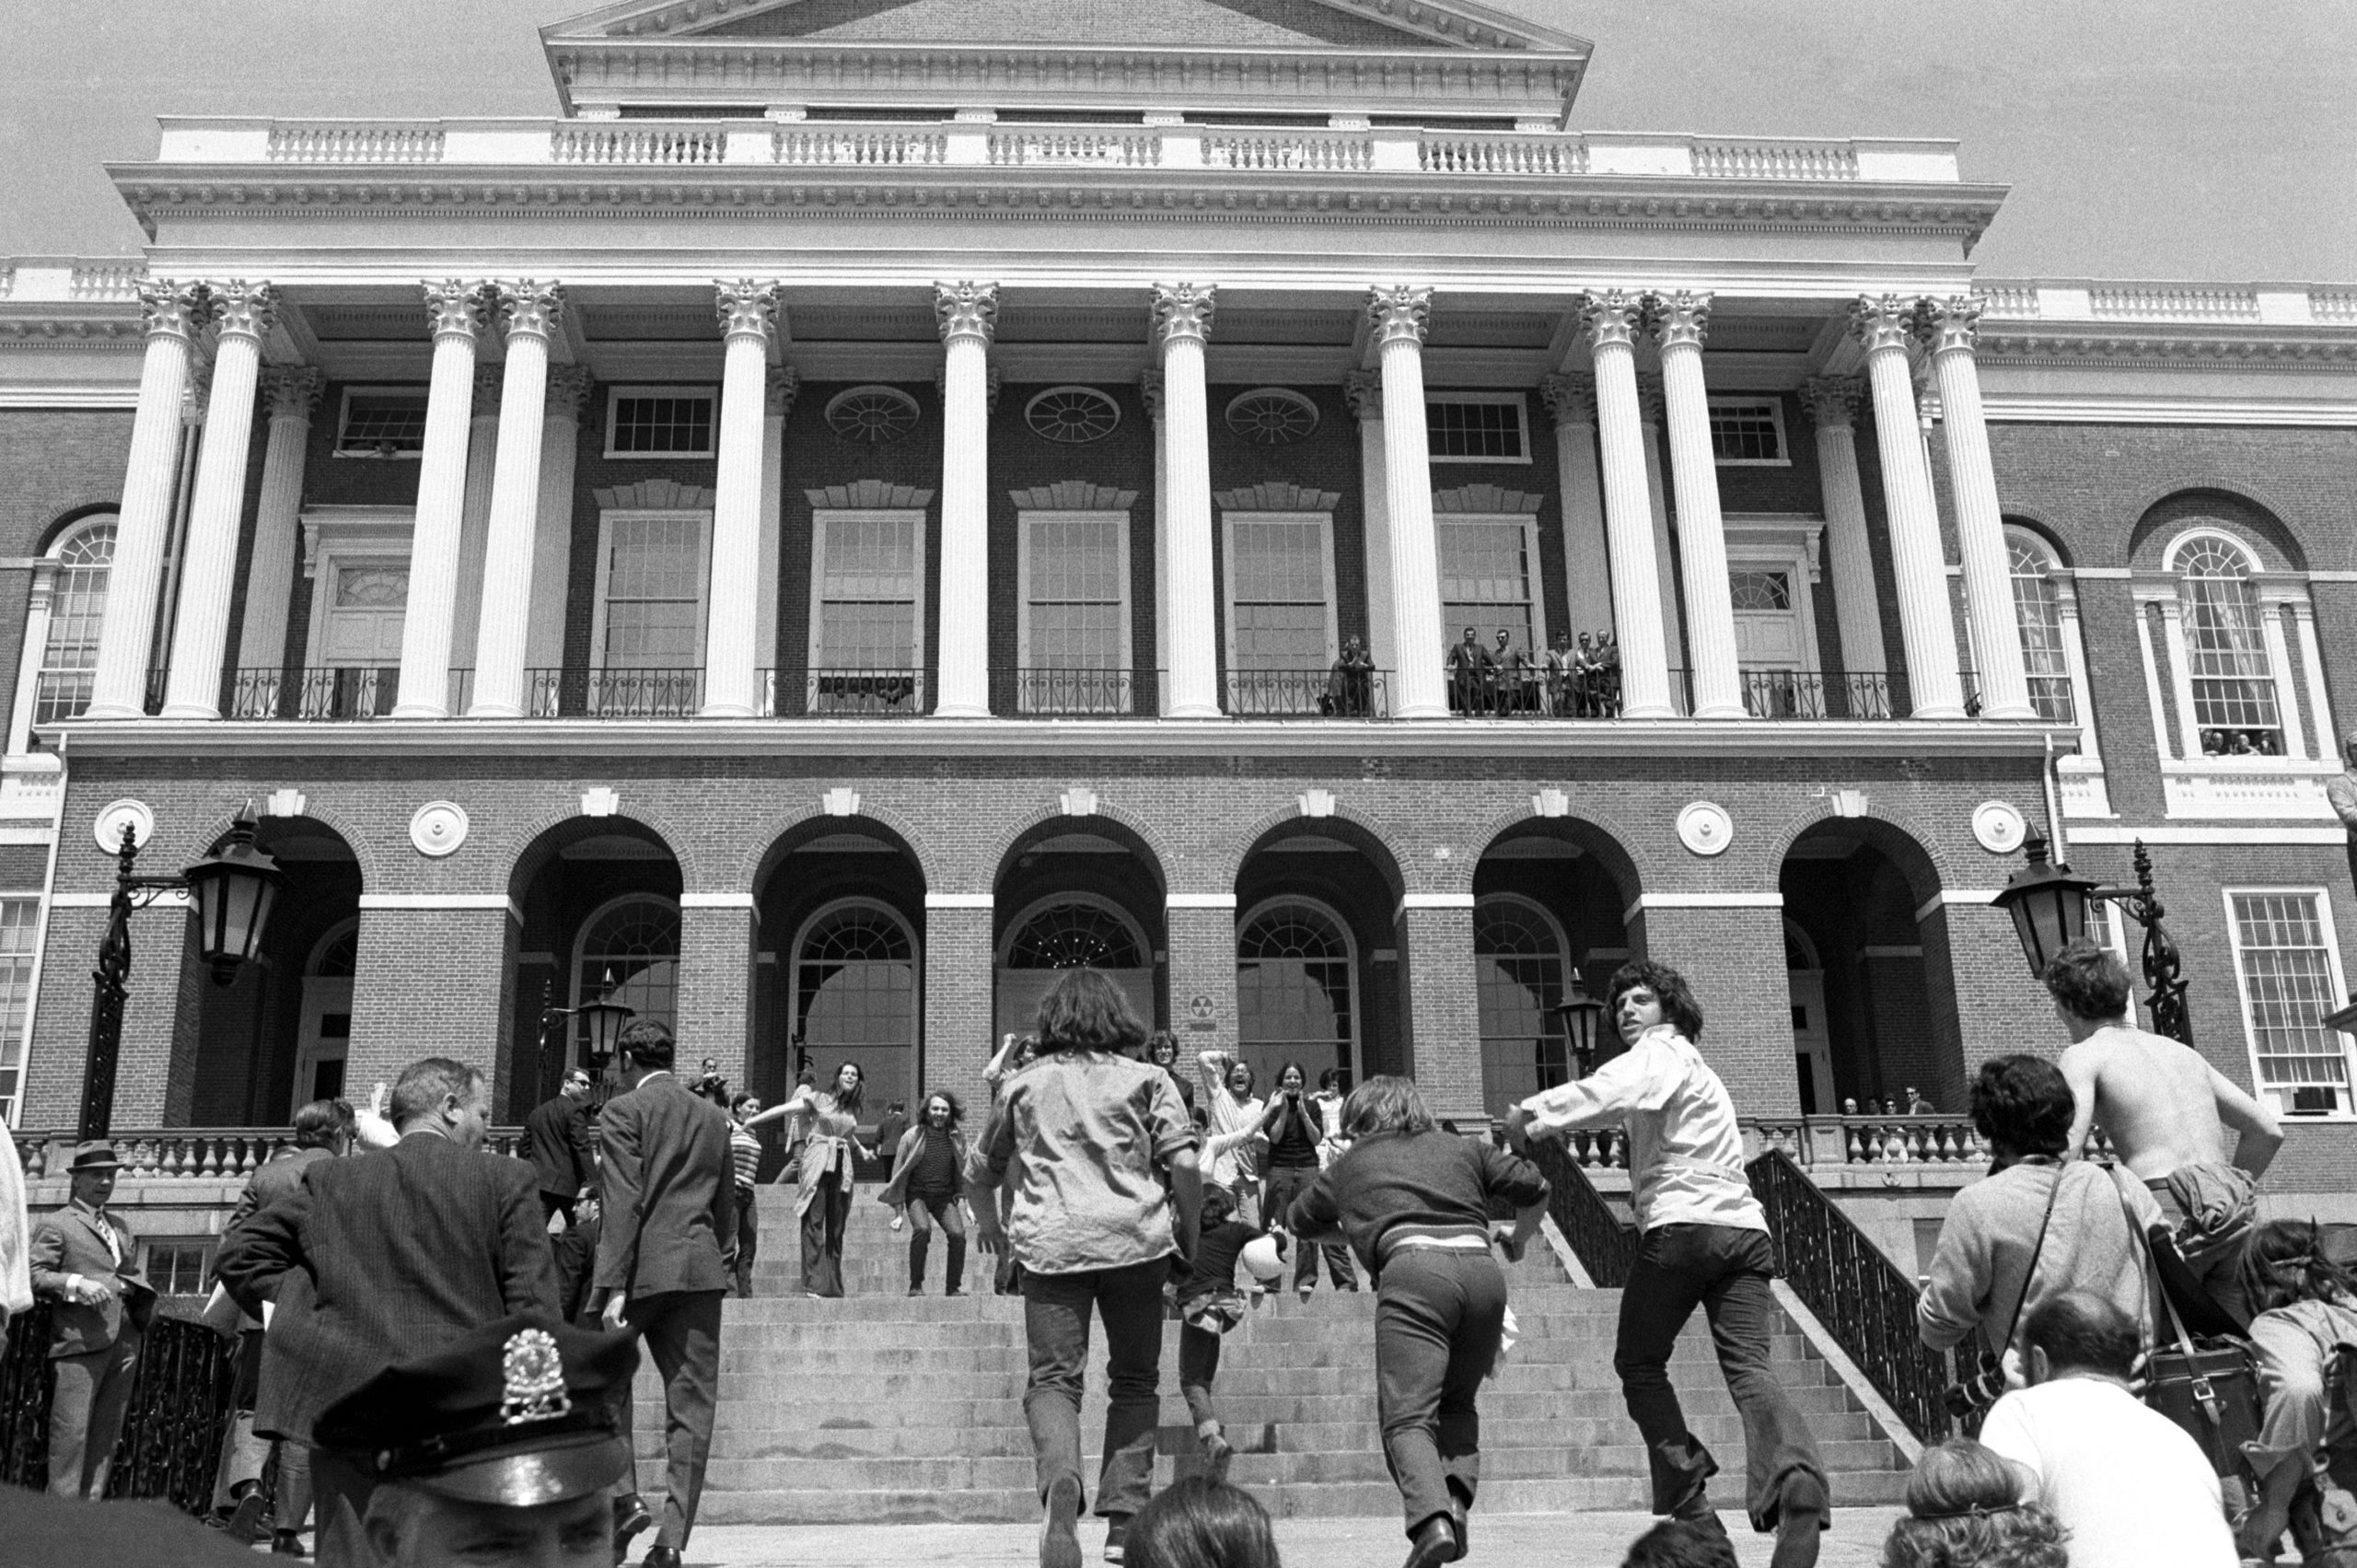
[2045,939,2282,1328]
[525,1067,597,1227]
[1445,626,1492,714]
[29,1141,154,1504]
[1505,960,1829,1568]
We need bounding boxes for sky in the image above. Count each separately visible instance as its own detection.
[1,0,2350,281]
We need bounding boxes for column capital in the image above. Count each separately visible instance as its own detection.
[546,365,595,421]
[1922,295,1983,355]
[715,279,779,343]
[1644,289,1713,351]
[1342,370,1383,422]
[1538,372,1596,427]
[934,280,999,345]
[1799,375,1864,430]
[1137,368,1164,420]
[1849,293,1925,355]
[1365,284,1433,348]
[472,362,504,418]
[206,281,279,343]
[135,280,204,343]
[765,364,801,417]
[1151,283,1217,349]
[260,366,324,423]
[1577,288,1644,350]
[1635,377,1666,426]
[422,280,487,343]
[493,280,565,343]
[935,361,1002,413]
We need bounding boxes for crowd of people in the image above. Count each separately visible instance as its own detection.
[1440,625,1624,718]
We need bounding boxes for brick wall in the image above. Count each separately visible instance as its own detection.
[0,408,136,723]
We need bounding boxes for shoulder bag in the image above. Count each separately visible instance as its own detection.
[2119,1177,2261,1480]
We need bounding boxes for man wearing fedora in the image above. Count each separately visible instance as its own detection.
[29,1139,156,1500]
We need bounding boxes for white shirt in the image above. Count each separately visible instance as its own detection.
[1978,1378,2236,1568]
[1516,1026,1765,1234]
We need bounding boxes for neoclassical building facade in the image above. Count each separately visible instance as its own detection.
[1,0,2354,1267]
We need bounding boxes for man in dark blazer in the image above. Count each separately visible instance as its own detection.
[29,1140,154,1501]
[596,1018,735,1568]
[525,1066,597,1224]
[215,1056,557,1567]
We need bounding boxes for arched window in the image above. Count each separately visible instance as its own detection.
[794,901,918,1101]
[575,897,679,1059]
[1237,900,1356,1090]
[2005,533,2076,724]
[1005,900,1145,970]
[2174,534,2280,754]
[1475,897,1569,1110]
[309,922,359,979]
[34,519,115,725]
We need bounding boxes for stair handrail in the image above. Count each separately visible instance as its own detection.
[1747,1145,1956,1441]
[1527,1136,1639,1287]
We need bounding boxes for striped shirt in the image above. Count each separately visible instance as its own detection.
[729,1125,761,1192]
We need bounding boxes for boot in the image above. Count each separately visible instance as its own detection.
[945,1233,968,1296]
[909,1228,930,1295]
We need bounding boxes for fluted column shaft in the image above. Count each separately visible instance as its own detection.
[1142,372,1170,690]
[1801,377,1888,679]
[1852,296,1964,720]
[701,281,777,717]
[757,366,795,713]
[393,282,485,719]
[1344,372,1398,675]
[933,282,996,717]
[1581,292,1672,718]
[1650,292,1743,718]
[1539,374,1613,638]
[90,287,201,718]
[233,367,324,678]
[525,367,592,676]
[1369,286,1446,719]
[468,283,563,718]
[1927,298,2035,720]
[1155,285,1220,718]
[164,282,277,719]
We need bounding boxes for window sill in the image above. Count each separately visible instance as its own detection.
[2161,760,2341,820]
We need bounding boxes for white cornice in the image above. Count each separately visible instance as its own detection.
[1981,396,2357,426]
[1978,329,2357,367]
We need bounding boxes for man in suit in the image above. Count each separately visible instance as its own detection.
[526,1067,597,1225]
[215,1057,557,1567]
[29,1140,155,1500]
[595,1019,735,1568]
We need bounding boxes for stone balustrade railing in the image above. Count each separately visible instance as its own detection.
[2089,284,2261,321]
[1555,1114,2113,1175]
[12,1126,528,1180]
[149,117,1964,184]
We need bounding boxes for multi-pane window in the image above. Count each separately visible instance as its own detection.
[1707,397,1788,463]
[814,514,921,670]
[1728,570,1792,611]
[575,899,679,1064]
[1426,396,1527,462]
[335,390,428,457]
[2007,539,2077,724]
[1005,901,1144,970]
[2178,537,2279,746]
[142,1240,213,1296]
[34,523,113,726]
[598,515,705,668]
[796,903,918,1109]
[1475,900,1569,1111]
[605,389,715,457]
[1023,516,1126,670]
[1237,902,1355,1091]
[1439,517,1540,657]
[2227,892,2351,1115]
[1225,517,1333,669]
[0,900,36,1123]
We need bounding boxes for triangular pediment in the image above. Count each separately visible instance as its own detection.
[549,0,1582,52]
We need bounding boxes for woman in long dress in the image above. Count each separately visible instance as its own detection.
[749,1061,868,1297]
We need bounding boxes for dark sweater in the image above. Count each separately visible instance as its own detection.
[1175,1214,1260,1304]
[1288,1130,1549,1280]
[1265,1095,1321,1168]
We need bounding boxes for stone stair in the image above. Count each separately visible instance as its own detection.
[625,1185,1911,1524]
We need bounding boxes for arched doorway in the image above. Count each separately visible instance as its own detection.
[292,919,358,1114]
[997,894,1155,1040]
[1472,895,1571,1111]
[793,900,921,1111]
[1785,920,1833,1115]
[574,893,680,1043]
[1470,817,1642,1113]
[992,818,1167,1045]
[1236,897,1360,1091]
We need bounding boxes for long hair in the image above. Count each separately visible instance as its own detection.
[919,1089,965,1132]
[1036,967,1148,1053]
[1880,1439,2068,1568]
[1340,1074,1436,1139]
[1123,1476,1281,1568]
[1604,959,1705,1042]
[1223,1057,1258,1099]
[1274,1061,1308,1093]
[1145,1030,1179,1066]
[829,1061,865,1115]
[2239,1218,2357,1316]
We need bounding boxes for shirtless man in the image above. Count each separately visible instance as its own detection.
[2045,939,2282,1326]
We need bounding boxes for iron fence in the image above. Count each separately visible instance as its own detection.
[1225,667,1389,718]
[227,666,401,720]
[0,1305,238,1515]
[805,668,926,716]
[1527,1136,1639,1288]
[528,667,702,718]
[1737,668,1896,720]
[995,668,1144,716]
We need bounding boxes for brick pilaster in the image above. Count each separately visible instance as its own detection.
[1400,902,1484,1125]
[1166,900,1239,1081]
[348,907,511,1105]
[1639,903,1798,1117]
[923,903,993,1113]
[676,902,754,1089]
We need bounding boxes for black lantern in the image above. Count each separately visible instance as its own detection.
[183,811,284,984]
[574,995,635,1070]
[1991,829,2096,979]
[1552,971,1608,1077]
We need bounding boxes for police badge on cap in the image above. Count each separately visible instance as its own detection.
[313,1314,638,1506]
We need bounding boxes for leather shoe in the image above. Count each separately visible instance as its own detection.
[613,1494,653,1565]
[268,1532,306,1558]
[643,1550,683,1568]
[1401,1515,1458,1568]
[1448,1492,1470,1562]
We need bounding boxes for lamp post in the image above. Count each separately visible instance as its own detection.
[538,974,635,1102]
[84,810,284,1139]
[1992,830,2192,1047]
[1550,970,1608,1079]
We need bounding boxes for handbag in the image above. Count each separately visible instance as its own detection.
[2121,1179,2262,1479]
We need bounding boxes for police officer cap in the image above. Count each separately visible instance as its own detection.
[312,1314,637,1506]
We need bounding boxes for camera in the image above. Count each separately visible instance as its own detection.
[1942,1353,2010,1420]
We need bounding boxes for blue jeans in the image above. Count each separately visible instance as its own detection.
[1375,1248,1507,1537]
[1615,1223,1827,1537]
[1021,1259,1168,1519]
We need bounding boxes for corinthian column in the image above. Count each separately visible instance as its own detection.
[1538,373,1613,639]
[233,366,324,686]
[1648,291,1743,718]
[1800,377,1887,686]
[1579,291,1672,718]
[934,281,997,717]
[448,364,502,698]
[1851,295,1965,720]
[467,282,563,718]
[758,366,796,711]
[1367,285,1446,720]
[1154,284,1220,718]
[393,281,486,719]
[88,283,203,718]
[525,366,592,677]
[1344,370,1397,676]
[1141,370,1170,692]
[164,281,278,719]
[1925,296,2035,720]
[700,280,778,717]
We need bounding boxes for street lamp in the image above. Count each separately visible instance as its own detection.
[538,970,636,1098]
[1550,971,1608,1078]
[84,810,284,1139]
[1991,830,2192,1047]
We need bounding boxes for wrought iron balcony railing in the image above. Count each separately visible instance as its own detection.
[996,666,1147,717]
[228,666,401,720]
[1225,667,1389,718]
[804,668,927,716]
[528,667,702,718]
[1738,668,1897,720]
